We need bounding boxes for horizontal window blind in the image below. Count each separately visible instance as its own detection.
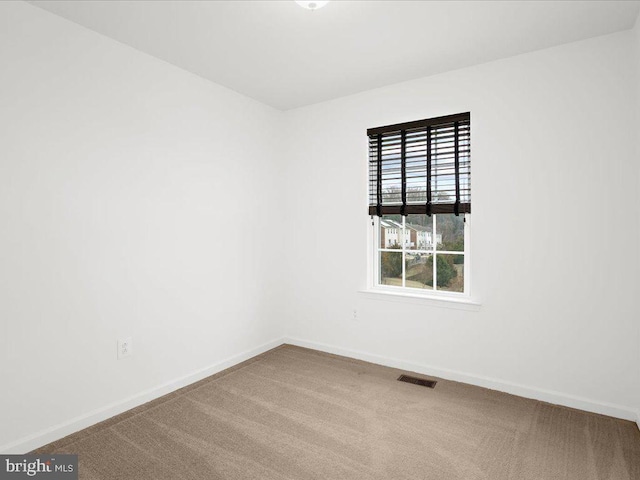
[368,112,470,216]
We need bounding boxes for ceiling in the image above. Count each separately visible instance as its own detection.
[29,1,640,111]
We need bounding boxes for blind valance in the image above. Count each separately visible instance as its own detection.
[368,112,471,216]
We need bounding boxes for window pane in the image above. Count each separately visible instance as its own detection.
[380,133,402,205]
[379,215,403,249]
[436,254,464,292]
[404,214,434,251]
[436,214,464,251]
[380,251,402,286]
[405,252,433,289]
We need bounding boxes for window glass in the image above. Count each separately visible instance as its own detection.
[375,214,466,294]
[436,214,464,251]
[380,251,402,286]
[405,252,433,289]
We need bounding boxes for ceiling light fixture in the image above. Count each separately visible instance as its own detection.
[295,1,329,11]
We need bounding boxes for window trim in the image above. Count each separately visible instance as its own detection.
[357,288,481,311]
[367,213,473,302]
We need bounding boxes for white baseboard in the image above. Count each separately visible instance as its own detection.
[3,336,637,453]
[0,337,285,454]
[285,337,638,423]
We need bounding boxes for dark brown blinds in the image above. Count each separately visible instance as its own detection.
[368,112,470,216]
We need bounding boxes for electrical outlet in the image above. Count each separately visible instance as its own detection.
[118,337,132,359]
[353,309,358,320]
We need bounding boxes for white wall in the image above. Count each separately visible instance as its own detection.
[634,16,640,428]
[0,1,283,452]
[281,30,640,419]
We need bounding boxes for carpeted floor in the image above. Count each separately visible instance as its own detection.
[34,345,640,479]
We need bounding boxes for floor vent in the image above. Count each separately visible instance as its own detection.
[398,375,437,389]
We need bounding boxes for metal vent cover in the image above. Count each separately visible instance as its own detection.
[398,374,437,389]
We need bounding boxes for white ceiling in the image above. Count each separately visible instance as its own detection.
[29,0,640,111]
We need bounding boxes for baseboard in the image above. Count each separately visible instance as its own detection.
[285,337,638,422]
[4,336,636,453]
[0,337,285,454]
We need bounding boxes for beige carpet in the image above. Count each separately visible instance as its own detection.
[34,345,640,480]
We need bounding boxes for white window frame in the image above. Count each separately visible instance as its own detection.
[368,213,472,301]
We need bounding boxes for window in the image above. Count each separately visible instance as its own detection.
[368,113,471,296]
[375,213,467,293]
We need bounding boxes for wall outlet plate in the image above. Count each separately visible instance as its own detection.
[118,337,132,359]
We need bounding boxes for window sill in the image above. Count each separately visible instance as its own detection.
[357,288,482,311]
